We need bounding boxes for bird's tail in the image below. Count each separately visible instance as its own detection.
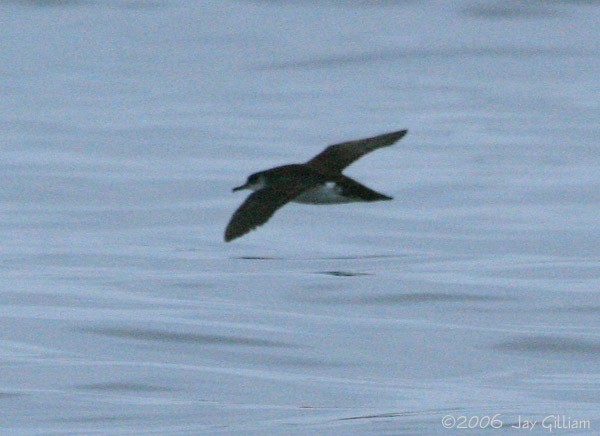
[339,176,393,201]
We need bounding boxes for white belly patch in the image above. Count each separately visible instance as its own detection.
[293,183,357,204]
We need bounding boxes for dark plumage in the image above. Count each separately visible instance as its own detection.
[224,129,407,242]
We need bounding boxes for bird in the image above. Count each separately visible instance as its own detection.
[224,129,408,242]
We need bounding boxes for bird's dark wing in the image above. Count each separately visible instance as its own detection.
[306,129,407,174]
[224,182,313,242]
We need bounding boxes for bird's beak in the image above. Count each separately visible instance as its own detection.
[232,183,248,192]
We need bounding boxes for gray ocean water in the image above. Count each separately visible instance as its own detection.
[1,1,600,434]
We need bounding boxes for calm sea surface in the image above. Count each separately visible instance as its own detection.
[1,1,599,434]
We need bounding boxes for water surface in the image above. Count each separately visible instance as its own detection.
[1,0,599,434]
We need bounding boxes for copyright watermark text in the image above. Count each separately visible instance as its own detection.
[441,414,591,432]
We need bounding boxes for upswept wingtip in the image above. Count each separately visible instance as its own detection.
[393,129,408,140]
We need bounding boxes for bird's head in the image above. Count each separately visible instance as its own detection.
[232,171,267,192]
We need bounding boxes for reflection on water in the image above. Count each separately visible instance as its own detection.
[259,47,592,70]
[77,382,174,393]
[494,337,600,356]
[463,3,556,19]
[1,0,600,433]
[317,270,372,277]
[13,0,164,9]
[82,327,294,348]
